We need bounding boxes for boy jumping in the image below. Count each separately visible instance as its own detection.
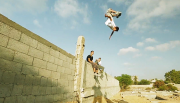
[105,8,121,40]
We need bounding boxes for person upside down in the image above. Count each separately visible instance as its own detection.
[105,8,122,40]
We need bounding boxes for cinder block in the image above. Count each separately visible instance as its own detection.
[24,75,34,85]
[32,86,39,95]
[14,73,25,85]
[7,38,29,54]
[0,58,22,73]
[48,95,54,102]
[9,28,21,40]
[0,84,13,97]
[52,87,57,94]
[39,68,51,78]
[52,79,58,87]
[53,94,59,102]
[38,87,46,95]
[58,79,68,87]
[43,52,49,61]
[11,85,23,96]
[33,58,47,69]
[62,61,70,69]
[0,33,8,47]
[20,33,38,48]
[46,87,52,94]
[68,81,74,87]
[66,57,72,64]
[26,95,35,103]
[34,96,42,103]
[50,49,59,58]
[22,85,32,95]
[4,96,16,103]
[57,66,65,73]
[59,53,66,61]
[47,78,52,87]
[47,62,57,71]
[0,71,2,81]
[22,65,39,76]
[0,98,4,103]
[60,73,67,79]
[33,76,41,86]
[16,96,27,103]
[49,55,55,63]
[1,71,16,84]
[0,22,12,36]
[70,64,76,70]
[73,58,76,65]
[14,51,33,65]
[37,42,50,53]
[28,47,43,59]
[64,68,72,75]
[40,77,47,86]
[51,71,60,79]
[67,75,74,81]
[55,58,63,66]
[0,46,14,60]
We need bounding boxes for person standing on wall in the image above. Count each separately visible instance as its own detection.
[86,51,100,76]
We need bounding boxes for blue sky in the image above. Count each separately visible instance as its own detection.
[0,0,180,80]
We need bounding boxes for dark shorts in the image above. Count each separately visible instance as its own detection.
[90,62,98,70]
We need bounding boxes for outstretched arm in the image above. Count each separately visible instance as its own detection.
[105,14,112,21]
[109,31,114,40]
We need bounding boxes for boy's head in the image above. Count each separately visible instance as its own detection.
[90,50,94,55]
[98,58,101,62]
[114,26,119,31]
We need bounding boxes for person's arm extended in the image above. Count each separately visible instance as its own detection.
[109,31,114,40]
[105,15,112,21]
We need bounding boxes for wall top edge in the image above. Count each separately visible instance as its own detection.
[0,13,75,59]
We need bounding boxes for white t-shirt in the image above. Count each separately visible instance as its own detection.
[105,18,116,30]
[98,61,101,65]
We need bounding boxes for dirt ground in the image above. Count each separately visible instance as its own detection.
[92,92,180,103]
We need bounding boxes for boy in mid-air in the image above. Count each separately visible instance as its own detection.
[105,8,121,40]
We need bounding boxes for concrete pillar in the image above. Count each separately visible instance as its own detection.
[74,36,85,102]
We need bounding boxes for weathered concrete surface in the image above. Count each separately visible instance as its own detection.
[80,61,120,102]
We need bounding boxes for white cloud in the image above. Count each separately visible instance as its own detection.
[33,19,42,28]
[137,42,144,47]
[118,47,139,55]
[151,56,162,60]
[145,46,156,51]
[54,0,90,24]
[126,0,180,32]
[133,54,142,58]
[0,0,48,16]
[145,38,157,43]
[108,0,133,5]
[123,62,131,66]
[145,40,180,51]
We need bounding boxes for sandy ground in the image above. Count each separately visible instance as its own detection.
[92,92,180,103]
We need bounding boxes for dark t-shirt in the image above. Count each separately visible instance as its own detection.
[86,55,93,62]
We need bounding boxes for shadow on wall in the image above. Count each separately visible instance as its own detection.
[0,46,74,103]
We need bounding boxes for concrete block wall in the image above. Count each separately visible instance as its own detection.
[80,61,120,103]
[0,14,76,103]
